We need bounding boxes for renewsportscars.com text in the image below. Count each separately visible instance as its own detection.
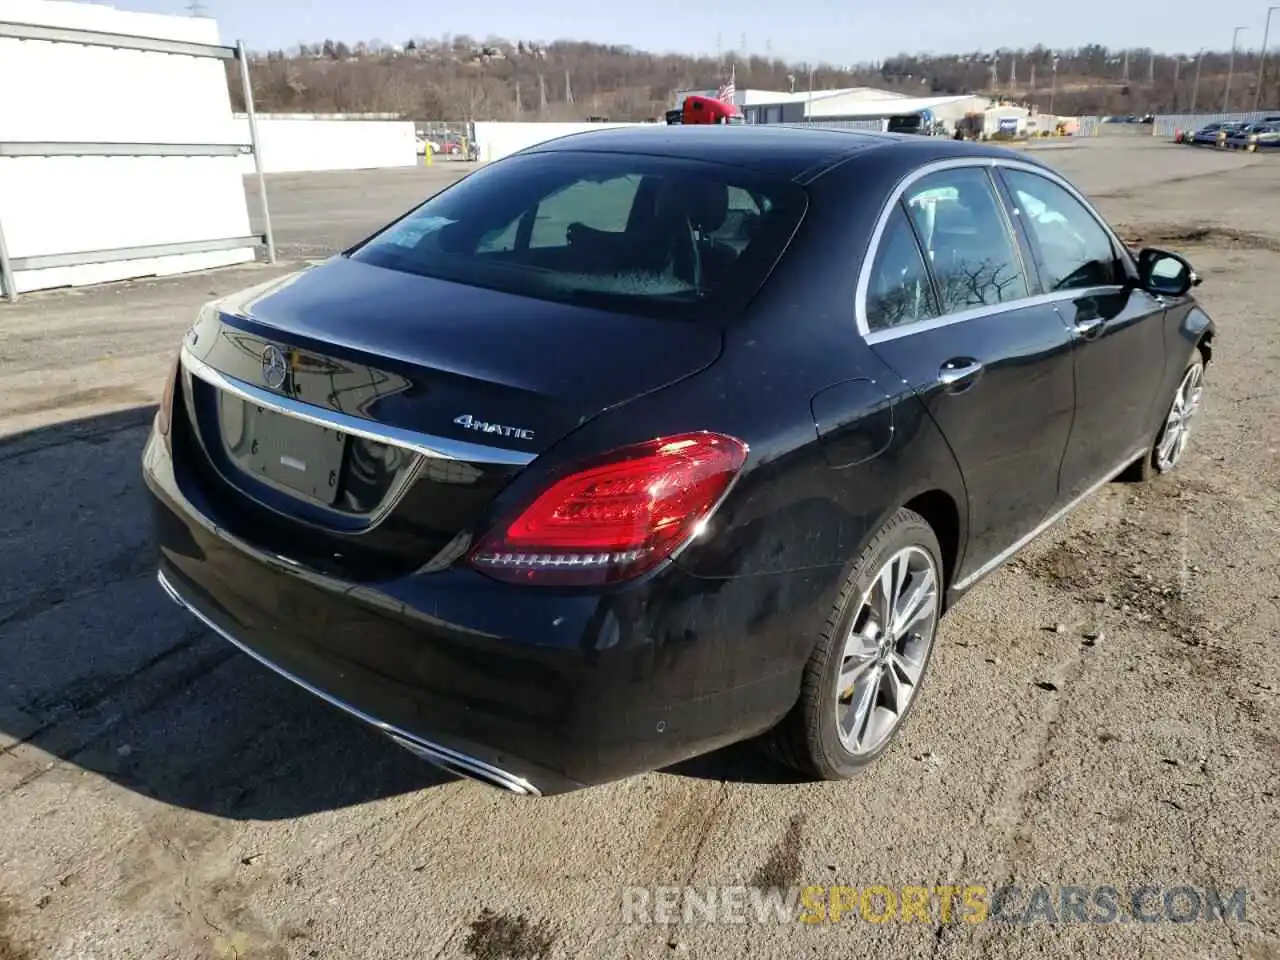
[621,884,1248,926]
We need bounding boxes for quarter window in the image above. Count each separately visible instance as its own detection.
[1000,169,1122,291]
[904,168,1029,313]
[865,205,939,331]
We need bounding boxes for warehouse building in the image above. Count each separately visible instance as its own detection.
[674,86,910,123]
[675,85,997,133]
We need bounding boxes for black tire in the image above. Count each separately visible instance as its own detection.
[1118,354,1206,483]
[765,508,944,780]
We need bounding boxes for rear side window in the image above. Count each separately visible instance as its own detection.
[1000,169,1122,291]
[349,152,807,320]
[903,168,1029,314]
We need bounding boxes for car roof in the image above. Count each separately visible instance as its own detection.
[518,125,1032,183]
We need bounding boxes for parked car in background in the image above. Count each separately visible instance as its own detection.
[1226,121,1280,151]
[145,127,1215,796]
[1214,121,1249,146]
[1189,121,1237,145]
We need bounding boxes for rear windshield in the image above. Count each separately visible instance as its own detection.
[347,150,807,320]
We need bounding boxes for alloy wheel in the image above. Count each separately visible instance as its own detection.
[835,546,940,755]
[1155,362,1204,473]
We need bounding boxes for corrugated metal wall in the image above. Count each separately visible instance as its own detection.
[750,115,1114,139]
[1151,111,1280,138]
[791,118,885,132]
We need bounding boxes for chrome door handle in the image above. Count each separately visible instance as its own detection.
[938,358,984,389]
[1074,316,1104,338]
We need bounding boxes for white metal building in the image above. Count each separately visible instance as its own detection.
[673,85,912,122]
[672,86,991,129]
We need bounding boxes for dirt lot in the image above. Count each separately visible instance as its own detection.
[0,137,1277,960]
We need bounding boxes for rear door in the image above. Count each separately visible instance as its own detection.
[995,165,1167,502]
[860,164,1076,573]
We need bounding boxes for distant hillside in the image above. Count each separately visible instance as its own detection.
[227,37,1280,121]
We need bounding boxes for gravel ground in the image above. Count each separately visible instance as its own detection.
[0,137,1277,960]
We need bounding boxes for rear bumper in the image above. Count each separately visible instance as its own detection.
[143,427,818,795]
[155,566,546,795]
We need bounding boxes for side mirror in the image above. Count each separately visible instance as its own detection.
[1136,247,1196,297]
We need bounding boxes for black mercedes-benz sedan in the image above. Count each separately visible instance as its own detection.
[145,126,1215,795]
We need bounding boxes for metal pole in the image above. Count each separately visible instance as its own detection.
[1191,50,1203,112]
[1224,27,1245,113]
[1049,58,1058,115]
[1256,6,1279,112]
[0,215,16,302]
[237,40,276,263]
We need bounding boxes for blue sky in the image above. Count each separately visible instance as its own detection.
[115,0,1279,64]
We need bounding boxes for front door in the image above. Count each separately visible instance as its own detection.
[996,167,1168,500]
[860,166,1076,573]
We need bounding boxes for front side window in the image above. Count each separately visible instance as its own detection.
[349,152,807,321]
[1001,169,1121,291]
[865,205,939,331]
[903,168,1029,314]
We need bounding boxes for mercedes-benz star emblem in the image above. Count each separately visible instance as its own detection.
[261,344,288,390]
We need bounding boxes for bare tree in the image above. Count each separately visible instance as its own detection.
[230,40,1275,121]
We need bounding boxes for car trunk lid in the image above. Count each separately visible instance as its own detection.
[175,258,722,580]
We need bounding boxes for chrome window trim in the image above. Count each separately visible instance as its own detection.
[180,345,537,468]
[863,286,1124,345]
[855,156,1139,342]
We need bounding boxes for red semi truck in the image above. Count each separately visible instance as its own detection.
[664,94,744,125]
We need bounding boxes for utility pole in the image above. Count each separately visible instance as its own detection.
[1256,6,1279,112]
[1225,26,1246,112]
[1191,49,1203,112]
[1010,55,1016,86]
[564,69,573,105]
[1049,56,1059,114]
[1147,50,1154,84]
[514,80,521,118]
[1029,62,1036,90]
[538,73,547,115]
[1122,49,1129,82]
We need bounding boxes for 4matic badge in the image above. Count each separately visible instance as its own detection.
[453,414,535,441]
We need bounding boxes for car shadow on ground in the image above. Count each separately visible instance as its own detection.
[0,406,802,819]
[665,739,810,786]
[0,406,449,821]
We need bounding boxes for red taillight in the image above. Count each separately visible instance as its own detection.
[468,432,748,586]
[155,355,180,437]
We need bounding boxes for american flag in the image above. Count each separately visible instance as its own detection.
[716,67,736,104]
